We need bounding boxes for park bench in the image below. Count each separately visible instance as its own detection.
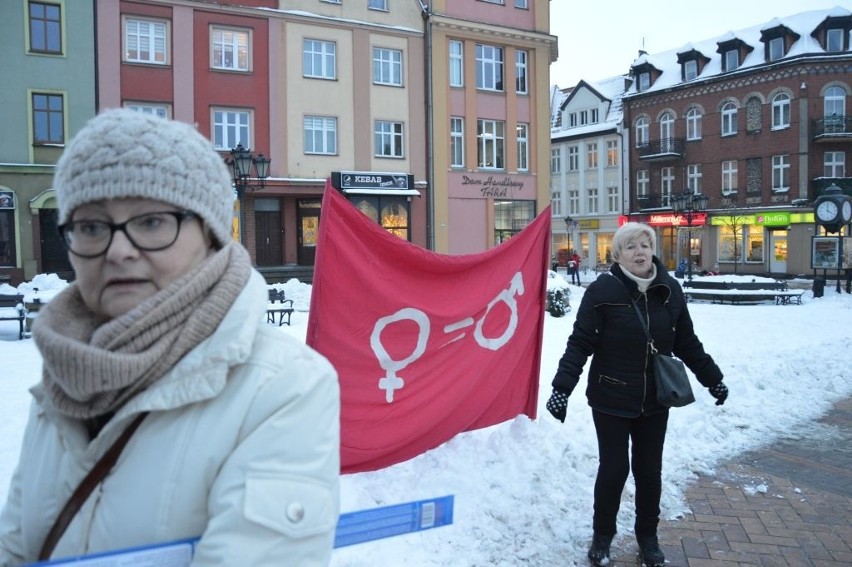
[0,294,27,339]
[266,288,294,326]
[682,280,804,305]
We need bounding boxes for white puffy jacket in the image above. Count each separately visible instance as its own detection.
[0,271,340,566]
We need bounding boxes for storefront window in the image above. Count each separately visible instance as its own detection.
[596,232,613,264]
[717,225,741,262]
[494,199,535,244]
[746,227,764,262]
[352,195,410,240]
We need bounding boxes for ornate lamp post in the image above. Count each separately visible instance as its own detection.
[227,143,271,198]
[564,215,578,249]
[671,192,708,281]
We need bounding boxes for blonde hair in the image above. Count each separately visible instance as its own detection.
[611,222,656,263]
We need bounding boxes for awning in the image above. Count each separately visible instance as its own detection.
[341,188,421,197]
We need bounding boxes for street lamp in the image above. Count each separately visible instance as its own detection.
[227,143,271,198]
[564,215,579,255]
[671,192,708,281]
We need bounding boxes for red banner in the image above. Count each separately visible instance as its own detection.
[307,182,550,473]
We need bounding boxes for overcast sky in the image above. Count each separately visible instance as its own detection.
[549,0,849,87]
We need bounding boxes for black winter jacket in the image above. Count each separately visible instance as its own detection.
[552,257,723,417]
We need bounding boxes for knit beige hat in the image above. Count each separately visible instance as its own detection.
[54,108,234,246]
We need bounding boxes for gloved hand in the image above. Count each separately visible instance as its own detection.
[709,382,728,406]
[546,389,569,423]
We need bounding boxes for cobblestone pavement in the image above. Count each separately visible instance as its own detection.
[608,396,852,566]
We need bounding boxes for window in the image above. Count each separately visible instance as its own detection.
[550,148,561,174]
[32,93,64,144]
[125,103,169,118]
[375,121,404,158]
[213,109,250,150]
[567,188,580,216]
[29,1,62,54]
[606,186,619,213]
[476,44,504,91]
[721,102,737,136]
[373,47,403,86]
[303,39,336,79]
[746,227,764,263]
[606,140,618,167]
[661,167,674,206]
[124,17,168,64]
[304,115,337,155]
[636,170,649,199]
[449,40,463,87]
[211,27,249,72]
[451,117,464,168]
[551,184,562,217]
[722,160,738,194]
[515,50,528,94]
[368,0,388,10]
[717,225,741,263]
[824,85,846,118]
[494,200,535,244]
[635,117,649,147]
[771,155,790,192]
[683,60,697,81]
[591,109,599,123]
[769,37,784,61]
[686,107,702,140]
[516,123,529,171]
[579,110,588,125]
[687,164,702,193]
[826,28,844,52]
[354,195,410,239]
[586,143,598,169]
[0,195,16,266]
[660,111,674,151]
[771,93,790,129]
[477,119,504,169]
[724,49,739,72]
[587,186,599,214]
[515,0,529,7]
[567,145,579,171]
[568,112,577,128]
[638,72,650,91]
[824,151,846,177]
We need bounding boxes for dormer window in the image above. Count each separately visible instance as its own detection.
[769,37,784,61]
[724,49,739,72]
[684,60,697,81]
[827,28,844,52]
[638,72,650,91]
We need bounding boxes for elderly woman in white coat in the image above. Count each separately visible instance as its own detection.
[0,109,340,566]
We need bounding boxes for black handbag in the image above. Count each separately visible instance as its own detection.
[631,300,695,408]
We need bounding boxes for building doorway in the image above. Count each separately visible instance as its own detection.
[769,230,788,274]
[39,209,73,278]
[297,199,321,265]
[254,198,283,267]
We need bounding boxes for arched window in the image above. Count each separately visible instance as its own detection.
[771,93,790,129]
[635,117,649,147]
[721,101,738,136]
[686,107,702,140]
[824,86,846,118]
[659,111,675,152]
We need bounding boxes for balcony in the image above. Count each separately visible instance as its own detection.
[637,138,685,161]
[635,193,672,210]
[813,115,852,142]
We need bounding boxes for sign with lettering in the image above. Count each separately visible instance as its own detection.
[332,171,414,191]
[460,174,525,197]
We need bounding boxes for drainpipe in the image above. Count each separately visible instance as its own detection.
[415,0,435,250]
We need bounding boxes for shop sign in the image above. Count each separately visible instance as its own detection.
[578,219,599,229]
[460,174,525,197]
[333,171,413,190]
[711,214,756,226]
[757,212,790,226]
[648,212,707,226]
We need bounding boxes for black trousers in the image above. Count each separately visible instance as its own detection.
[591,409,669,537]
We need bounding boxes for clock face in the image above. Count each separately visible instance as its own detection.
[842,201,852,223]
[816,199,838,222]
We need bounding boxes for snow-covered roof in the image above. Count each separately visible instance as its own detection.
[550,74,629,138]
[625,6,851,96]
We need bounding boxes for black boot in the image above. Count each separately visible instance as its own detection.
[637,534,665,567]
[587,532,613,566]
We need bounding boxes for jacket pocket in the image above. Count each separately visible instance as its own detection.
[244,472,337,539]
[598,374,627,386]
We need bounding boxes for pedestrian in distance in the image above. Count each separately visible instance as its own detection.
[545,222,728,567]
[0,109,341,566]
[568,250,582,286]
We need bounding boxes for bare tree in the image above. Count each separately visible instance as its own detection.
[716,194,749,274]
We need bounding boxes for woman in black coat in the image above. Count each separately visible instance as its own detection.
[546,222,728,567]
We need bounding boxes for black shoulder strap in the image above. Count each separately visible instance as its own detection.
[38,412,148,561]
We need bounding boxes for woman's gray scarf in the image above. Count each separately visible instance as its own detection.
[33,243,252,420]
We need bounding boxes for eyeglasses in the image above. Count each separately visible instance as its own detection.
[58,211,199,258]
